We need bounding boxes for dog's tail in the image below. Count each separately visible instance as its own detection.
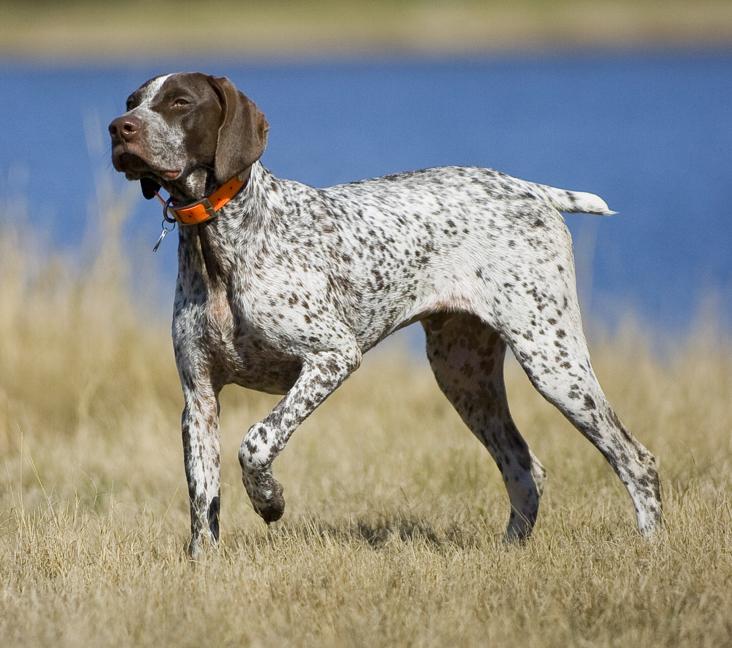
[538,184,617,215]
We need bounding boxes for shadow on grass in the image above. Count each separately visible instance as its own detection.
[234,512,494,553]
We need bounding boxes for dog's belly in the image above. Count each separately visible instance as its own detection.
[227,340,302,395]
[204,326,302,394]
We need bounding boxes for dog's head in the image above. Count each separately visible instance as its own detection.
[109,72,269,200]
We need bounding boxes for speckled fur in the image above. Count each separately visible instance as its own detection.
[110,73,662,558]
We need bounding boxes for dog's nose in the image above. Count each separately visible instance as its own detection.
[108,115,141,142]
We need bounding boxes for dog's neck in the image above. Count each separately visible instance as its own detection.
[165,165,229,205]
[175,162,273,287]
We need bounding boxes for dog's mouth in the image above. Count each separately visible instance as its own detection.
[112,147,181,181]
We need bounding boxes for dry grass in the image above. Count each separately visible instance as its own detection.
[1,190,731,647]
[2,0,732,60]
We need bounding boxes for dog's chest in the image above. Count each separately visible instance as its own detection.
[173,277,302,395]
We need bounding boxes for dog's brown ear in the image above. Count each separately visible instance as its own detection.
[208,76,269,184]
[140,177,160,200]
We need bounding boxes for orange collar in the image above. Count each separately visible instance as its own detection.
[157,175,247,226]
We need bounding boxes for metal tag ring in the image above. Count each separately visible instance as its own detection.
[161,217,176,233]
[162,196,177,224]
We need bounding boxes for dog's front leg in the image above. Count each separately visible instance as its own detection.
[181,390,221,559]
[238,346,361,523]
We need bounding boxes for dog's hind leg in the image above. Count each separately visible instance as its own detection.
[423,313,546,542]
[493,247,662,536]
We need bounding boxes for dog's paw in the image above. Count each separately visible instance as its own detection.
[243,470,285,524]
[257,492,285,524]
[187,530,219,561]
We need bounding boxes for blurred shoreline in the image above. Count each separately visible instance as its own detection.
[2,1,732,61]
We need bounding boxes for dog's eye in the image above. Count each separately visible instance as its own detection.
[172,97,190,108]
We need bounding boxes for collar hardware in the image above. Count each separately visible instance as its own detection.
[162,196,177,224]
[199,197,217,221]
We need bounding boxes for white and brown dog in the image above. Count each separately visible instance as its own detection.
[109,72,661,558]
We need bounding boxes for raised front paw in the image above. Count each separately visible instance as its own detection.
[242,469,285,524]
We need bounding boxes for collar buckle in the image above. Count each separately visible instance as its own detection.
[200,197,217,221]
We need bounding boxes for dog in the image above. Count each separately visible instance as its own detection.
[109,72,662,557]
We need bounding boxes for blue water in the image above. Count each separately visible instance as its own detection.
[1,52,731,331]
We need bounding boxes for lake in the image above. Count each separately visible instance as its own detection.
[1,51,730,333]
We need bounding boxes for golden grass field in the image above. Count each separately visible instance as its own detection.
[0,195,730,647]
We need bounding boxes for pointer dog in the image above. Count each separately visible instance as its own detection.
[109,72,661,557]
